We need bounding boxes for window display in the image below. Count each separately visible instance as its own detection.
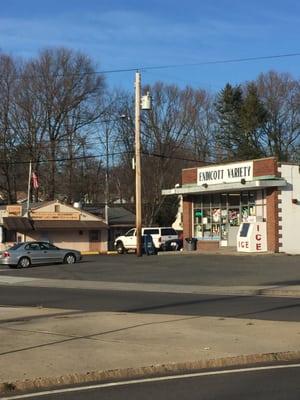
[193,191,258,240]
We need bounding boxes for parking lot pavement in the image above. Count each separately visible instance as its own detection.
[0,253,299,288]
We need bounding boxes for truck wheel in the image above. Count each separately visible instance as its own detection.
[116,242,125,254]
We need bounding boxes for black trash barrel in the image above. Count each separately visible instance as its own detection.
[185,238,197,251]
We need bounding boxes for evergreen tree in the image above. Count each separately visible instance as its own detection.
[154,195,179,227]
[215,83,243,159]
[215,83,268,160]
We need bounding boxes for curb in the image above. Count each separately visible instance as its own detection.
[80,251,118,256]
[158,251,286,256]
[1,350,300,396]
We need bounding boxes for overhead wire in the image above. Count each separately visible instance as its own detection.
[0,148,214,166]
[5,52,300,80]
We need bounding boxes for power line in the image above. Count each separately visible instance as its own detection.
[86,52,300,75]
[141,150,215,164]
[0,151,132,166]
[135,52,300,72]
[0,147,213,166]
[4,52,300,80]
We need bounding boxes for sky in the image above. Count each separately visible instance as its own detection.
[1,0,300,93]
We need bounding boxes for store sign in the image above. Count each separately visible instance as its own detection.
[197,161,253,185]
[30,212,80,220]
[6,205,22,216]
[237,222,267,252]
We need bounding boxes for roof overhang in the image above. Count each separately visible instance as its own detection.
[33,220,108,230]
[3,217,34,232]
[162,179,287,196]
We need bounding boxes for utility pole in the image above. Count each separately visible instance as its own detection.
[135,71,142,257]
[104,126,109,225]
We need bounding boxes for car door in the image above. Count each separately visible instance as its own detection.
[40,242,62,263]
[124,229,136,249]
[24,243,44,265]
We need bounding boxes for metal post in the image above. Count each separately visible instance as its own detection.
[135,71,142,257]
[26,160,32,216]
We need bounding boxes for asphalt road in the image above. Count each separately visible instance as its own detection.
[3,364,300,400]
[0,284,300,323]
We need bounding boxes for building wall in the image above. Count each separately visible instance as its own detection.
[25,229,107,252]
[266,188,279,252]
[182,168,197,185]
[182,196,193,241]
[172,196,183,232]
[278,164,300,254]
[30,201,102,222]
[253,157,278,177]
[180,158,280,252]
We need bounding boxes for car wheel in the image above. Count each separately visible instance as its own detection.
[116,242,125,254]
[18,257,31,268]
[64,253,76,264]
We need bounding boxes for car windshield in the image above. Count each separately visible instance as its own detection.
[8,243,23,251]
[125,229,135,237]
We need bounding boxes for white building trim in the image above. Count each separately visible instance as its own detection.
[162,179,287,196]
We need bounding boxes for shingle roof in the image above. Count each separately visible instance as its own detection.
[83,205,135,226]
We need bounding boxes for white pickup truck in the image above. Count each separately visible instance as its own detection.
[114,227,178,254]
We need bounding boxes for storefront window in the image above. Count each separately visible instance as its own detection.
[228,208,240,226]
[228,193,240,206]
[241,192,249,205]
[193,191,258,240]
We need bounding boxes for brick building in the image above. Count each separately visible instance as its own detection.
[162,157,300,254]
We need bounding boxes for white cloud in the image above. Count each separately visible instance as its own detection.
[0,8,271,68]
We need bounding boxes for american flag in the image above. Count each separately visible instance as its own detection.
[32,172,39,189]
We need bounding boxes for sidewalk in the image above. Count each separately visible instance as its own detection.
[0,282,300,395]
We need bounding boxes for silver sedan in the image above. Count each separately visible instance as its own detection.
[0,241,82,268]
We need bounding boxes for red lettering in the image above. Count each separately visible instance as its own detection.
[255,234,261,241]
[256,224,260,232]
[256,243,262,251]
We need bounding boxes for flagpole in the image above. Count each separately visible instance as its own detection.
[27,160,32,216]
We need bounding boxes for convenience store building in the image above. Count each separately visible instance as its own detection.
[162,157,300,254]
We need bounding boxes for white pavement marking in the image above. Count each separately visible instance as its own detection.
[0,276,40,284]
[2,363,300,399]
[0,275,299,297]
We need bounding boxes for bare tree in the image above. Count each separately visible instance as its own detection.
[111,83,211,225]
[256,71,300,161]
[185,89,216,162]
[0,54,19,203]
[24,48,105,199]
